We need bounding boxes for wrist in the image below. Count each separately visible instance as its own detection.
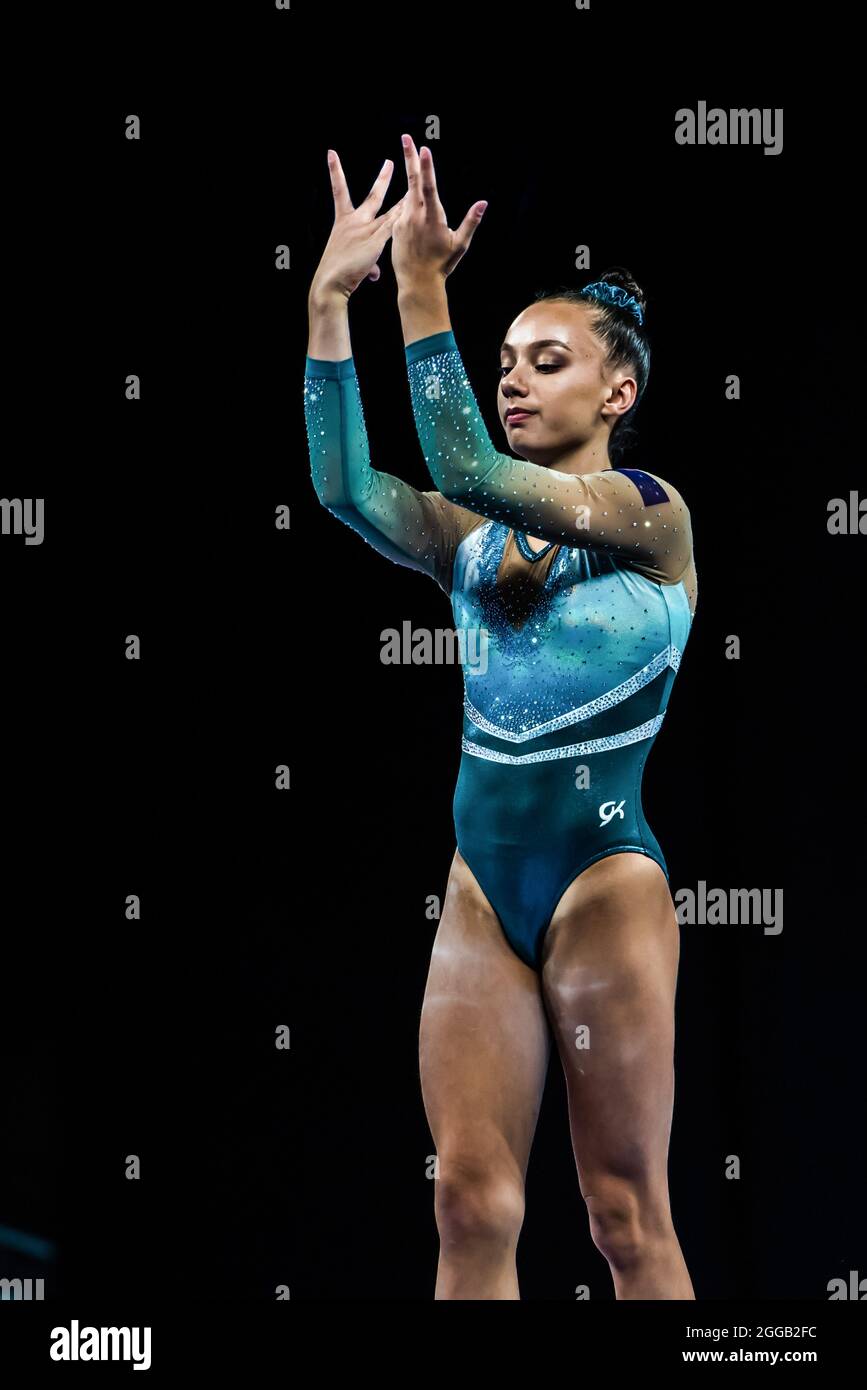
[308,279,351,312]
[396,272,448,304]
[397,275,451,348]
[307,282,352,361]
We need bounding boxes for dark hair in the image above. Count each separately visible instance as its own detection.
[531,266,650,463]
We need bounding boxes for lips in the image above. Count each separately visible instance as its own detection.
[505,409,536,421]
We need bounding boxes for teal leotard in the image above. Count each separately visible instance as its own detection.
[304,329,695,970]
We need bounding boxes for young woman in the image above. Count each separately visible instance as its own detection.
[304,136,697,1300]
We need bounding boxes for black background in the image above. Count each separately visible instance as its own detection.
[2,8,864,1315]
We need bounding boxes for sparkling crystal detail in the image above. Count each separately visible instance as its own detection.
[464,645,682,742]
[461,715,667,765]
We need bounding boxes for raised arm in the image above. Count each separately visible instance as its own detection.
[403,326,692,584]
[304,150,477,594]
[390,135,692,586]
[305,306,475,593]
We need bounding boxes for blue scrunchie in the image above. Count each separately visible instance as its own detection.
[580,280,644,327]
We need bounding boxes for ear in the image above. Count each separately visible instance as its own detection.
[612,374,638,415]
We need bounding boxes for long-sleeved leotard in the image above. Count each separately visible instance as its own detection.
[304,332,695,970]
[304,352,482,594]
[404,328,694,588]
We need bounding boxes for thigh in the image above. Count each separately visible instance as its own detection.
[540,853,681,1186]
[420,849,552,1183]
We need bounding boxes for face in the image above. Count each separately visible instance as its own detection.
[497,301,637,465]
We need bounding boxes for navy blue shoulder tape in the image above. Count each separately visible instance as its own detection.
[612,468,670,506]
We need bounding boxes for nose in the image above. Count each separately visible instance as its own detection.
[500,368,529,399]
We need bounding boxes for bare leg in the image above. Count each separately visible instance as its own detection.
[541,853,695,1299]
[419,849,552,1299]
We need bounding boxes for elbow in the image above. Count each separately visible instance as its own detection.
[309,476,359,524]
[310,480,330,509]
[310,470,350,512]
[310,478,334,510]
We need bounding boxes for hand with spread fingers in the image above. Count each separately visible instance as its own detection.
[310,150,407,301]
[391,134,487,289]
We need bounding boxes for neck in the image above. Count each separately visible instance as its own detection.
[520,431,613,475]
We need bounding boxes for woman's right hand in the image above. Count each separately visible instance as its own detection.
[310,151,406,301]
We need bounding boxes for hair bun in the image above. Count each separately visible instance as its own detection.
[595,266,647,322]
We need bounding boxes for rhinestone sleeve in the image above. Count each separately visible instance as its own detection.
[405,330,692,584]
[304,353,479,592]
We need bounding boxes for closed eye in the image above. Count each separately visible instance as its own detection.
[498,364,561,376]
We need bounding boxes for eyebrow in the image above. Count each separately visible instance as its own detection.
[500,338,573,353]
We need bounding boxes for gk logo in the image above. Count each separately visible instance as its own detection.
[598,800,625,827]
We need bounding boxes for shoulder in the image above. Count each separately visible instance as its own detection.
[613,466,690,515]
[610,468,693,585]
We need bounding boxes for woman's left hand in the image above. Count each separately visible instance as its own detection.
[391,134,487,289]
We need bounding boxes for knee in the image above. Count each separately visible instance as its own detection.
[434,1157,525,1252]
[582,1174,672,1270]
